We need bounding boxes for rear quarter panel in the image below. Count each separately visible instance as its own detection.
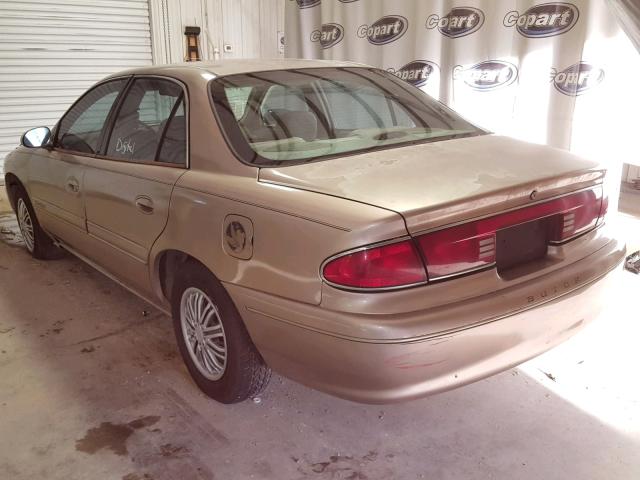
[150,170,408,305]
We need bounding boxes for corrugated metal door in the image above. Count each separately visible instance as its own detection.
[0,0,153,170]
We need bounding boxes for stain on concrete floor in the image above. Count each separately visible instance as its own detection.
[76,416,161,456]
[122,474,154,480]
[158,443,189,458]
[295,452,378,478]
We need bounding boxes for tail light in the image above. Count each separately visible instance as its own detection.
[416,223,496,280]
[419,187,604,280]
[548,188,603,242]
[322,239,427,289]
[596,193,609,227]
[323,186,605,290]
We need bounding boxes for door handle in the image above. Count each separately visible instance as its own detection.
[134,196,154,214]
[65,178,80,194]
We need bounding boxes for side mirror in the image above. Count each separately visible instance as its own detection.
[21,127,51,148]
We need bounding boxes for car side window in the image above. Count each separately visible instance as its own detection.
[157,99,186,164]
[56,79,127,154]
[106,78,185,164]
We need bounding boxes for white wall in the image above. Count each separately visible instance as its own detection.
[148,0,285,64]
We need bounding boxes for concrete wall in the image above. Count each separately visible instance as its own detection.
[148,0,285,64]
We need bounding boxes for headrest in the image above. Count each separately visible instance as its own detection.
[271,110,317,141]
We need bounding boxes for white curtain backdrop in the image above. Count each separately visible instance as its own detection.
[285,0,640,175]
[607,0,640,53]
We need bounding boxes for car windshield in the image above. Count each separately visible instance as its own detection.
[210,67,486,166]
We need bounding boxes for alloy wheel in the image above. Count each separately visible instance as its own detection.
[16,198,35,253]
[180,287,228,381]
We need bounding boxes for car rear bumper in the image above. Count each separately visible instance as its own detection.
[225,239,625,403]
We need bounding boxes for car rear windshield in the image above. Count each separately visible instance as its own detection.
[210,67,485,166]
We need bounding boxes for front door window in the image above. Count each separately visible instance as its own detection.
[56,79,127,154]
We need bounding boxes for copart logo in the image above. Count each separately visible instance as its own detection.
[453,60,518,91]
[426,7,485,38]
[357,16,408,45]
[550,62,604,96]
[310,23,344,49]
[293,0,320,8]
[504,2,579,38]
[388,60,440,88]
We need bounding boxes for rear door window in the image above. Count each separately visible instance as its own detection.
[157,100,186,164]
[106,78,186,165]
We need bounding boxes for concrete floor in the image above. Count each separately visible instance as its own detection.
[1,196,639,480]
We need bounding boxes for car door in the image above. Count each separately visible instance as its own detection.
[81,76,188,296]
[28,78,129,250]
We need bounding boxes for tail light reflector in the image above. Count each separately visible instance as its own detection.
[322,239,427,289]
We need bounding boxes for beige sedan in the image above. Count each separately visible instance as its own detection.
[3,59,625,404]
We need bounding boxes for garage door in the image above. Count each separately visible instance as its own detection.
[0,0,153,170]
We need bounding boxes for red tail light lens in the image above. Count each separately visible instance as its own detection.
[417,187,604,281]
[547,188,602,242]
[416,224,496,279]
[322,240,427,289]
[323,187,605,290]
[596,193,609,227]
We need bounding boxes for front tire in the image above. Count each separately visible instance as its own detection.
[13,186,64,260]
[171,262,271,403]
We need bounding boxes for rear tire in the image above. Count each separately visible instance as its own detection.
[171,262,271,403]
[13,186,65,260]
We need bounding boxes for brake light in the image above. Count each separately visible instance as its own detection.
[322,239,427,289]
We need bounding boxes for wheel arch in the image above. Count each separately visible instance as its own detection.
[4,173,24,211]
[153,249,217,304]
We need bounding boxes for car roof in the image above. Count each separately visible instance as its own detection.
[107,58,369,80]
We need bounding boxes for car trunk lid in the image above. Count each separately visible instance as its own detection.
[258,135,605,235]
